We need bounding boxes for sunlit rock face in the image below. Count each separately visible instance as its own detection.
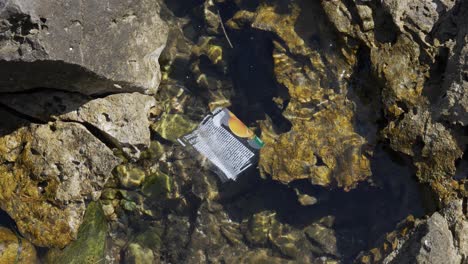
[0,0,168,248]
[357,199,468,263]
[0,0,466,262]
[0,0,168,95]
[0,112,120,247]
[0,91,157,159]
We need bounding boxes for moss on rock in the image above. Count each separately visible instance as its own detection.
[45,202,108,264]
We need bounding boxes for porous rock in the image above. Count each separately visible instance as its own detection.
[0,226,38,264]
[0,91,157,158]
[0,0,168,94]
[0,114,120,247]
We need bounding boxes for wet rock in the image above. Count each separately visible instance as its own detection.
[321,0,465,200]
[234,248,293,263]
[0,119,120,247]
[295,189,318,206]
[116,165,146,189]
[229,4,308,55]
[242,211,276,246]
[151,113,197,142]
[259,96,371,189]
[230,2,372,190]
[164,214,191,262]
[101,202,117,221]
[268,219,310,259]
[0,0,168,94]
[0,226,38,264]
[124,243,154,264]
[383,109,463,184]
[187,201,259,263]
[356,216,417,263]
[304,216,338,257]
[45,202,108,264]
[133,226,164,253]
[139,141,166,160]
[0,92,157,159]
[141,170,172,200]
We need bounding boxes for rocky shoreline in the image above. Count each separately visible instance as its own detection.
[0,0,467,263]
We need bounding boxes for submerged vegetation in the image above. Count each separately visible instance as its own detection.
[0,0,467,263]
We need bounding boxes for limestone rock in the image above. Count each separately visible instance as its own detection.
[0,92,156,159]
[124,243,154,264]
[0,119,120,247]
[0,226,38,264]
[358,200,468,263]
[45,202,108,264]
[439,1,468,126]
[383,109,462,184]
[387,212,461,264]
[0,0,168,94]
[382,0,456,44]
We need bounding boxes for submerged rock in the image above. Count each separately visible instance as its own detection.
[116,165,146,189]
[0,226,38,264]
[124,243,154,264]
[0,114,120,247]
[0,0,168,94]
[45,202,108,264]
[231,2,372,189]
[151,113,197,142]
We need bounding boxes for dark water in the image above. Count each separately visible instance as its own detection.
[0,209,17,231]
[158,1,427,261]
[0,1,429,263]
[217,145,425,261]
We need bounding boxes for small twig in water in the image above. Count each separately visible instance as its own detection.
[216,9,234,49]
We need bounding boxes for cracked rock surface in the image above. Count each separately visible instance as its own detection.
[0,0,167,249]
[0,91,157,159]
[0,0,168,94]
[0,111,120,247]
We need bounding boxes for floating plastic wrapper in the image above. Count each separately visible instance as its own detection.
[177,108,264,182]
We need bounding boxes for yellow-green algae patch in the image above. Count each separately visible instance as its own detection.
[0,226,38,264]
[230,2,373,190]
[45,202,108,264]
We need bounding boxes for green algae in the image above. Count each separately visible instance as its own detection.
[151,113,197,142]
[141,171,172,199]
[45,202,108,264]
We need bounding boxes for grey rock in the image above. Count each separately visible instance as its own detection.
[0,120,120,247]
[414,213,461,264]
[28,122,121,202]
[382,0,456,44]
[0,0,168,95]
[439,1,468,125]
[0,92,156,158]
[386,212,462,264]
[441,200,468,261]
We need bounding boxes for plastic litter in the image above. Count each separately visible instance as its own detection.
[178,108,264,182]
